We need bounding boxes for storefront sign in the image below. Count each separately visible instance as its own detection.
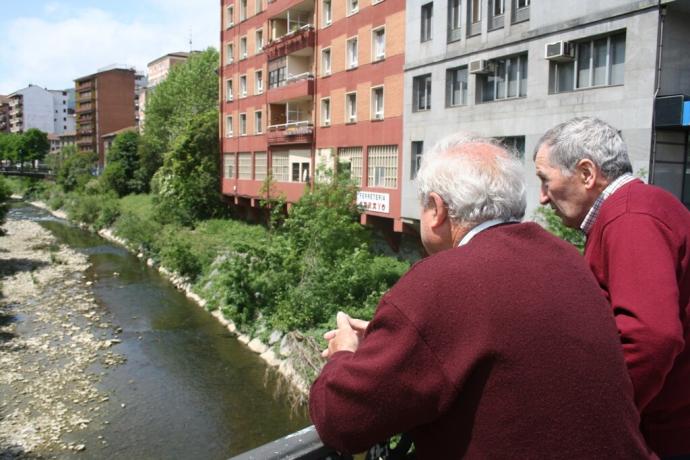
[357,191,390,214]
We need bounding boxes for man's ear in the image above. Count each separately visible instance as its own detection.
[428,192,448,228]
[576,158,599,191]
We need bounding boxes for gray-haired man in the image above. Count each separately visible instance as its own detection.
[309,134,651,459]
[535,117,690,458]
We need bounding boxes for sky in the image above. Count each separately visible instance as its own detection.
[0,0,219,94]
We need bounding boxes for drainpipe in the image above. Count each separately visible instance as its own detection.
[219,0,224,202]
[311,2,319,193]
[649,1,666,183]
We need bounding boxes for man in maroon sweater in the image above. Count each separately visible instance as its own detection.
[310,134,652,459]
[535,117,690,458]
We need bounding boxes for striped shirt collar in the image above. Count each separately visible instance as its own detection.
[580,173,637,235]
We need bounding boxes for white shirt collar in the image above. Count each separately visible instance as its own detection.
[458,218,518,247]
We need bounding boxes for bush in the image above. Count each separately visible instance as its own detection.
[0,176,10,233]
[57,150,96,192]
[113,211,162,256]
[159,230,202,280]
[535,206,585,252]
[64,192,120,229]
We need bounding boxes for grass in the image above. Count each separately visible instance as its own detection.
[118,194,154,221]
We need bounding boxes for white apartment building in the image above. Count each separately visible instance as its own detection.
[8,84,75,135]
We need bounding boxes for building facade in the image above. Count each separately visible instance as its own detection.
[139,52,190,128]
[74,67,136,168]
[402,0,690,224]
[7,85,73,135]
[0,96,9,133]
[220,0,407,238]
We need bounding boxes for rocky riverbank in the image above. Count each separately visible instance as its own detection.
[0,217,125,458]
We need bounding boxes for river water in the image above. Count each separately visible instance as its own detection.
[7,203,310,459]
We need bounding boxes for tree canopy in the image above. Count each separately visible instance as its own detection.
[101,131,141,196]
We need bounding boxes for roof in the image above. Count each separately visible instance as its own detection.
[101,126,137,139]
[75,67,136,83]
[147,52,191,67]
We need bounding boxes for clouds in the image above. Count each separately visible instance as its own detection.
[0,1,218,94]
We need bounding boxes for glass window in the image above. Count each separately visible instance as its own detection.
[610,34,626,85]
[254,152,267,181]
[226,43,234,64]
[321,98,331,125]
[372,87,384,119]
[471,0,482,23]
[421,3,433,42]
[493,0,505,16]
[447,0,461,42]
[226,79,233,101]
[348,0,359,15]
[411,141,424,179]
[239,113,247,135]
[255,29,264,53]
[338,147,363,185]
[240,36,248,59]
[478,54,527,103]
[413,74,432,111]
[240,0,247,20]
[254,111,262,134]
[346,93,357,122]
[446,66,467,106]
[368,145,398,188]
[238,152,252,179]
[224,153,236,178]
[373,28,386,61]
[225,116,233,137]
[255,71,263,94]
[323,0,332,25]
[240,75,247,97]
[347,37,358,68]
[322,48,332,75]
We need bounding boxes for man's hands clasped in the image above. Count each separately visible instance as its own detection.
[322,311,370,359]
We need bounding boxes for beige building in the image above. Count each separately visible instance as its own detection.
[138,52,190,127]
[0,95,9,133]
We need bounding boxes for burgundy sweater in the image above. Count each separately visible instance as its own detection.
[310,223,652,459]
[584,180,690,456]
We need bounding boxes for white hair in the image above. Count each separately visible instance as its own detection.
[534,117,632,179]
[416,133,526,225]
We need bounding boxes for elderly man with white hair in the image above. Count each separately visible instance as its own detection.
[309,134,652,459]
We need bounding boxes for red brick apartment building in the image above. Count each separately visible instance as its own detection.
[74,68,136,169]
[220,0,406,238]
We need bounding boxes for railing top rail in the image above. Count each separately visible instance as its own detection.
[228,425,343,460]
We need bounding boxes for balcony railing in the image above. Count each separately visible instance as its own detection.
[268,73,314,103]
[267,120,313,145]
[77,81,94,91]
[264,25,315,60]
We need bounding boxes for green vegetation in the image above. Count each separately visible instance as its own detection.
[0,176,10,234]
[101,131,143,196]
[0,129,50,165]
[535,206,585,252]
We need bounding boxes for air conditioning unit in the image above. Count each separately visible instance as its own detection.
[545,41,575,62]
[469,59,494,74]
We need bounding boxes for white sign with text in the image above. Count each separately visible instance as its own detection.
[357,191,390,214]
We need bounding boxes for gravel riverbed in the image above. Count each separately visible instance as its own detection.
[1,218,125,458]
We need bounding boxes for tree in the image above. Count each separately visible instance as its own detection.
[56,149,97,192]
[101,131,141,196]
[0,133,21,163]
[0,176,10,234]
[19,128,50,163]
[152,110,222,226]
[136,48,219,191]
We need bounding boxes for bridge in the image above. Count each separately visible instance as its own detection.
[0,167,54,179]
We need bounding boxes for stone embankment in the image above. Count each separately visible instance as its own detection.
[0,217,125,458]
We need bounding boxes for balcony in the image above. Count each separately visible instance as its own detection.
[77,92,94,103]
[264,26,315,60]
[267,121,313,145]
[76,104,94,114]
[268,73,314,103]
[78,127,94,135]
[77,80,94,92]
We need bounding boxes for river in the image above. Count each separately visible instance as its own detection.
[0,202,309,459]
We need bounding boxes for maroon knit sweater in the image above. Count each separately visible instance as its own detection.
[584,180,690,456]
[310,223,653,459]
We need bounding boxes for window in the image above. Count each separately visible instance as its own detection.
[240,0,247,20]
[347,0,359,16]
[226,79,234,101]
[367,145,398,188]
[347,37,358,69]
[226,42,234,64]
[550,33,626,93]
[323,0,332,25]
[255,29,264,53]
[338,147,363,185]
[292,161,310,182]
[446,66,467,106]
[239,113,247,135]
[240,36,248,59]
[411,141,424,179]
[372,27,386,61]
[226,5,234,28]
[238,152,252,179]
[255,70,263,94]
[255,0,263,14]
[652,131,690,205]
[489,0,505,30]
[254,110,263,134]
[413,74,432,111]
[272,151,290,181]
[497,136,525,159]
[240,75,247,97]
[512,0,530,23]
[321,48,332,75]
[421,3,433,42]
[371,86,384,120]
[225,115,233,137]
[447,0,461,42]
[269,58,287,88]
[224,153,236,178]
[321,98,331,126]
[478,53,528,102]
[468,0,482,35]
[254,152,267,181]
[346,92,357,122]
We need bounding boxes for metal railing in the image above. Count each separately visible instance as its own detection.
[229,425,414,460]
